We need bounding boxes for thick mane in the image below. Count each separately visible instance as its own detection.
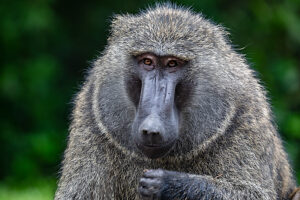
[55,4,297,200]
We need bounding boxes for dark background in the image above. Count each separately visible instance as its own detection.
[0,0,299,199]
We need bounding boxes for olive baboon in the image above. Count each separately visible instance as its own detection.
[55,4,299,200]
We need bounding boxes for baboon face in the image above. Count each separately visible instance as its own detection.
[96,9,235,159]
[129,53,186,159]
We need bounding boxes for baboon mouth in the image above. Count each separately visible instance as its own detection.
[135,140,176,159]
[143,144,162,147]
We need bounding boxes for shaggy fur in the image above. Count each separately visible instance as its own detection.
[55,4,297,200]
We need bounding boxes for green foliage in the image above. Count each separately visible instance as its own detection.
[0,0,299,197]
[0,179,55,200]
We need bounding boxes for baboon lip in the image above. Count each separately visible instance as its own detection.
[142,144,163,148]
[137,140,175,149]
[135,140,176,159]
[144,144,162,148]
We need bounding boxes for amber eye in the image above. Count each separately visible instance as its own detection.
[143,58,152,65]
[167,60,177,68]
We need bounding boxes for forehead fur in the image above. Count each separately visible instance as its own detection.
[109,4,230,59]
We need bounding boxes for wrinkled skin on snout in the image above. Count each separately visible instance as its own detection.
[131,53,186,159]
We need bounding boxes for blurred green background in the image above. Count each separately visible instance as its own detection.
[0,0,299,199]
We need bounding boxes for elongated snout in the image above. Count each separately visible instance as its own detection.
[132,71,179,158]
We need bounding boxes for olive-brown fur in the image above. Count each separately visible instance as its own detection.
[55,4,297,200]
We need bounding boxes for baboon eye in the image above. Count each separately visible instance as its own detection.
[143,58,152,65]
[167,60,177,68]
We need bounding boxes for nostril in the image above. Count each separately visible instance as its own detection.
[141,129,160,136]
[152,132,159,135]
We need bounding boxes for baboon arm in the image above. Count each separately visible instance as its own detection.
[54,153,106,200]
[149,170,275,200]
[55,171,101,200]
[54,132,108,200]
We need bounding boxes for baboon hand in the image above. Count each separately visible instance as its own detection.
[138,169,166,200]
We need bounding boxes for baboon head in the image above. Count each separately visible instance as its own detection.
[92,5,249,160]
